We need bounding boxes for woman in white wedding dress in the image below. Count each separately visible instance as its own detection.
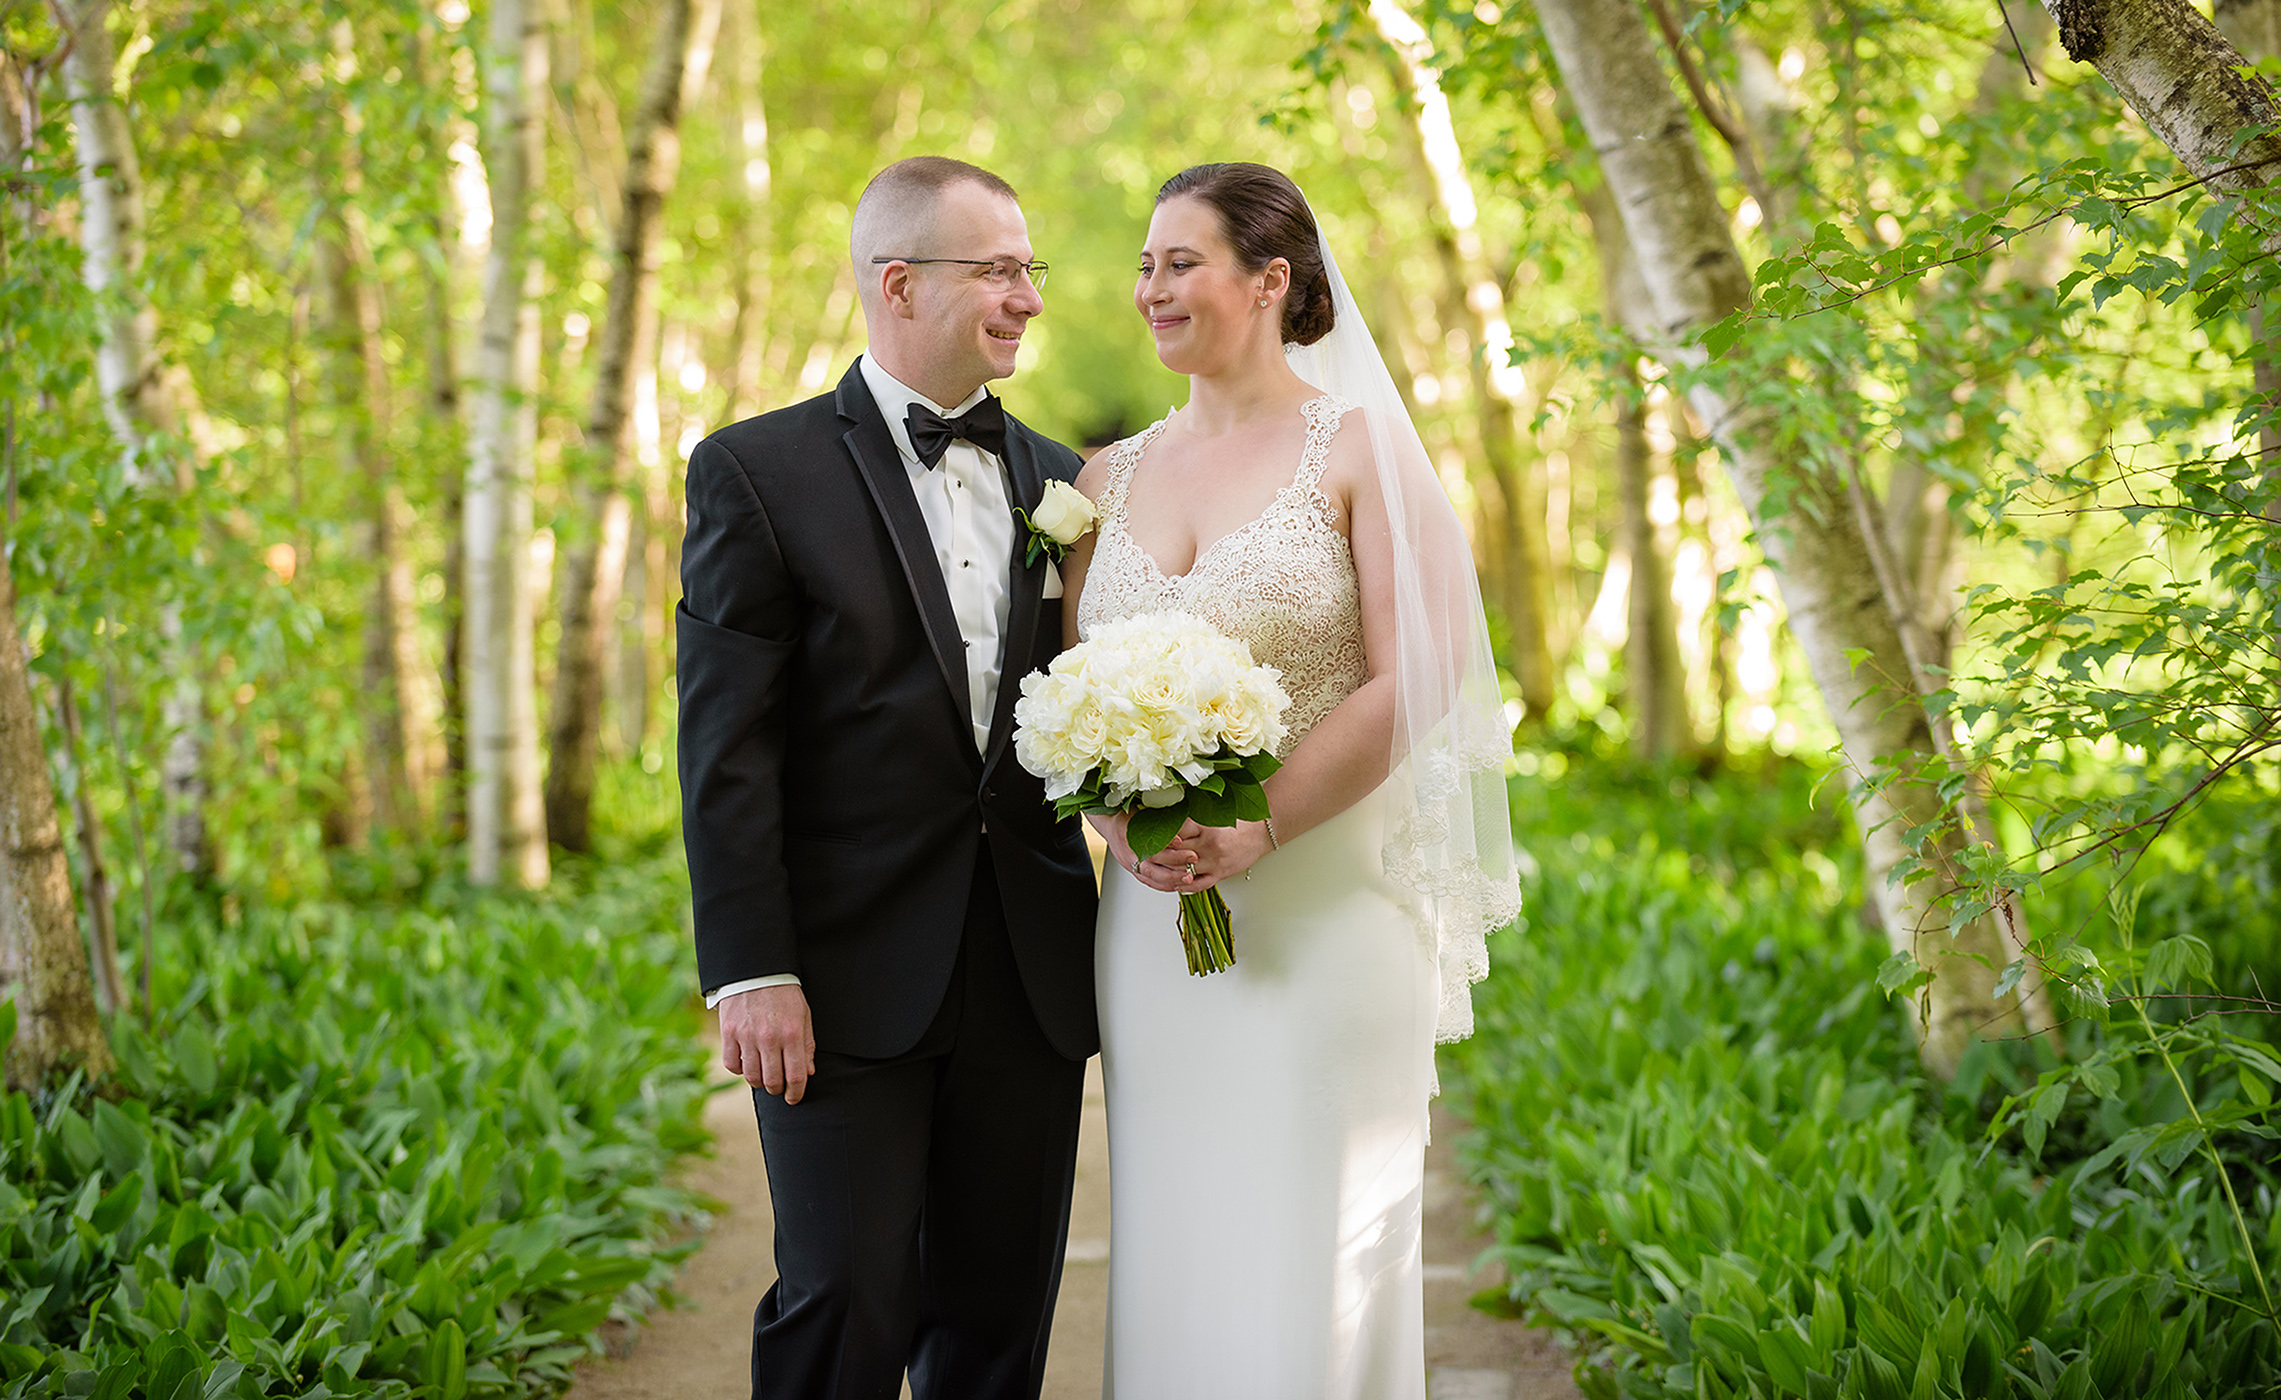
[1058,164,1521,1398]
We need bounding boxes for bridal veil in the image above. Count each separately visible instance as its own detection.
[1282,200,1524,1044]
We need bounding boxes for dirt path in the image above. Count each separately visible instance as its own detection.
[564,1059,1578,1400]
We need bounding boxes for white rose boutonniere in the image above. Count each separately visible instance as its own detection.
[1016,479,1099,566]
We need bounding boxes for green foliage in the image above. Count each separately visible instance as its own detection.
[1448,762,2281,1399]
[1059,744,1281,860]
[0,854,712,1398]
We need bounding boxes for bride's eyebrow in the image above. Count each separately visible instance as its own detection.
[1142,246,1204,259]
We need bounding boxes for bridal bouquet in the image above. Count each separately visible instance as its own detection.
[1013,611,1289,975]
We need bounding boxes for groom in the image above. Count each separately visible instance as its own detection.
[676,156,1099,1399]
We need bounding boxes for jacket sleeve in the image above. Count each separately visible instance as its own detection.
[677,434,801,993]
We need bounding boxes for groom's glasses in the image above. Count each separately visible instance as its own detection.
[871,255,1050,292]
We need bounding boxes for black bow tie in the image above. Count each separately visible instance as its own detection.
[905,397,1007,470]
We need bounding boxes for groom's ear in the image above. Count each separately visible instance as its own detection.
[877,261,919,320]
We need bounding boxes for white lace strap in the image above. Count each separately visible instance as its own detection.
[1293,395,1354,498]
[1099,418,1167,519]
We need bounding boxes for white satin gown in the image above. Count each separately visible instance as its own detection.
[1076,395,1437,1399]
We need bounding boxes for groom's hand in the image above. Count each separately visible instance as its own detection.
[720,985,816,1104]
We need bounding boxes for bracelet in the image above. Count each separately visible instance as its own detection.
[1264,817,1280,850]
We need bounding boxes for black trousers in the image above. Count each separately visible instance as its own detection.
[749,849,1088,1400]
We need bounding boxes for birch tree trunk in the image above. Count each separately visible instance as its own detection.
[1536,0,2051,1076]
[464,0,550,888]
[1581,185,1689,759]
[1883,5,2055,646]
[723,0,774,422]
[2213,0,2281,476]
[57,0,211,882]
[324,23,444,835]
[2041,0,2281,197]
[0,555,110,1087]
[1371,0,1558,721]
[419,7,476,842]
[52,677,125,1015]
[323,216,441,835]
[544,0,719,854]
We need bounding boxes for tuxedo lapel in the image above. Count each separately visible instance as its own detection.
[982,424,1048,778]
[835,364,974,734]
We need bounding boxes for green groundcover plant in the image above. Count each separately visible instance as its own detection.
[1448,757,2281,1400]
[0,855,712,1399]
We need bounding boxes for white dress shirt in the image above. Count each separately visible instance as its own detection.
[707,354,1018,1009]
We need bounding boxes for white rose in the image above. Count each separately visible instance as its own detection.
[1065,703,1112,764]
[1129,668,1184,716]
[1029,480,1098,546]
[1217,701,1269,756]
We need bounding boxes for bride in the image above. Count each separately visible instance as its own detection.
[1058,163,1521,1397]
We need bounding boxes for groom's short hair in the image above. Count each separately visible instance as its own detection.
[851,157,1021,294]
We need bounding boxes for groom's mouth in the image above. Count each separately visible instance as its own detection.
[986,328,1023,343]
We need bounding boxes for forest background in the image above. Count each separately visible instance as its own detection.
[3,0,2281,1395]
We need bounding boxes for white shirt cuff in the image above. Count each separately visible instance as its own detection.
[705,973,802,1008]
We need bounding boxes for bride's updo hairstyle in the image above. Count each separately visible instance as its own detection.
[1156,163,1336,347]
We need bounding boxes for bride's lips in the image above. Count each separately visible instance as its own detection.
[1148,315,1189,332]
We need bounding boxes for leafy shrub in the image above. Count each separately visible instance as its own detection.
[0,856,712,1398]
[1448,760,2280,1399]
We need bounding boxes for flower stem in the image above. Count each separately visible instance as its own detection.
[1178,889,1236,975]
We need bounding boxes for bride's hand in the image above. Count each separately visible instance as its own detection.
[1169,820,1273,893]
[1091,811,1197,894]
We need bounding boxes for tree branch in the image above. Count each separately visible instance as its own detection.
[1641,0,1776,218]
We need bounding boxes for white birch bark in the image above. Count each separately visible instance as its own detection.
[56,0,212,880]
[724,0,773,420]
[0,556,111,1086]
[1370,0,1559,720]
[422,4,480,839]
[51,677,125,1015]
[1579,182,1689,759]
[463,0,550,888]
[1536,0,2049,1076]
[545,0,718,854]
[2042,0,2281,198]
[326,22,444,835]
[2211,0,2281,477]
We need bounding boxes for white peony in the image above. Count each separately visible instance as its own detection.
[1012,611,1289,811]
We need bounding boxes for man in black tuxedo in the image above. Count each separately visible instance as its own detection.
[676,156,1098,1400]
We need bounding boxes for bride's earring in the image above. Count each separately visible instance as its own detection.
[1258,298,1269,307]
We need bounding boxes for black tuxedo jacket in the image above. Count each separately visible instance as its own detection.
[677,360,1099,1061]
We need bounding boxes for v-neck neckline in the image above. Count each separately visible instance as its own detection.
[1113,394,1336,584]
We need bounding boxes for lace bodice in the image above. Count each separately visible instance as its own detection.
[1077,395,1366,756]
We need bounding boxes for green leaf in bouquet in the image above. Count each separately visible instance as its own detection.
[1222,776,1271,822]
[1127,801,1190,859]
[1239,749,1283,782]
[1184,783,1245,827]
